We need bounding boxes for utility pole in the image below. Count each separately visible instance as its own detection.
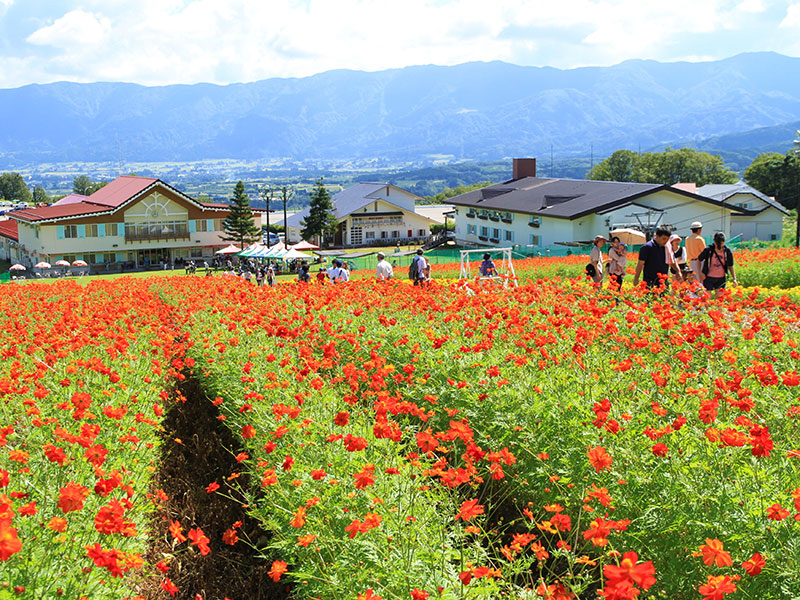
[280,185,295,243]
[258,186,272,247]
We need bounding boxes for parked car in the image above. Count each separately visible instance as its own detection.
[263,232,281,246]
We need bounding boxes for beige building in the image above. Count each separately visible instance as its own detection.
[285,183,437,246]
[9,175,260,270]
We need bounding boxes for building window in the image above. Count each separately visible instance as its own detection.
[365,231,375,239]
[771,234,777,241]
[107,223,119,237]
[503,212,513,222]
[64,225,78,238]
[529,234,541,246]
[529,216,541,228]
[380,231,387,239]
[418,229,426,237]
[505,230,514,242]
[391,230,400,238]
[492,228,500,239]
[87,224,99,237]
[194,219,208,233]
[467,224,477,235]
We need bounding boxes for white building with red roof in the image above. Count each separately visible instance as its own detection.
[9,175,261,270]
[0,218,19,262]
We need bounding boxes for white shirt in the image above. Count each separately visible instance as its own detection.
[327,266,349,283]
[589,246,604,274]
[375,259,394,280]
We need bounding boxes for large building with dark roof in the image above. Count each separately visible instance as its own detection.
[450,159,751,248]
[8,175,261,270]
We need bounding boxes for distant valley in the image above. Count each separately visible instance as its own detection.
[2,52,800,169]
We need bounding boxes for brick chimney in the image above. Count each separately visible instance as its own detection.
[512,158,537,180]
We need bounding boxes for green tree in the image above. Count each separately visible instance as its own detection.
[72,175,108,196]
[300,179,338,243]
[422,181,492,204]
[744,151,800,210]
[0,172,33,203]
[221,181,262,249]
[588,150,638,182]
[32,186,50,205]
[589,148,737,186]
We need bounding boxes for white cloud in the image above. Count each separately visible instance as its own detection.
[26,10,112,49]
[781,2,800,26]
[737,0,766,12]
[0,0,796,87]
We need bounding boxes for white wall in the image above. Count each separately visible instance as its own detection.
[365,185,417,212]
[731,207,783,242]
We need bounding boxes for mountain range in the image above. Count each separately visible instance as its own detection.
[1,52,799,166]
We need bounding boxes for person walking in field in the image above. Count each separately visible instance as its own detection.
[698,232,737,295]
[633,228,672,289]
[588,234,607,288]
[685,221,705,282]
[375,252,394,280]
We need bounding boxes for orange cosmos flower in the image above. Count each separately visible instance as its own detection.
[456,499,485,521]
[741,552,765,576]
[58,482,89,514]
[297,534,316,547]
[290,506,307,528]
[268,560,288,582]
[698,575,737,600]
[0,522,22,561]
[699,539,733,567]
[587,446,613,472]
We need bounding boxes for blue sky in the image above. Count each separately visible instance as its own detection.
[0,0,798,88]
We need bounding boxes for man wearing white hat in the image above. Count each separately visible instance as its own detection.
[685,221,705,282]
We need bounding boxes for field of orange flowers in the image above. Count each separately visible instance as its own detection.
[1,261,800,599]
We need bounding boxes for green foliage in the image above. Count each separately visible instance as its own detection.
[588,147,738,186]
[300,179,337,243]
[422,181,492,205]
[744,151,800,210]
[0,172,32,203]
[32,185,49,204]
[221,181,262,248]
[430,221,455,235]
[71,175,108,196]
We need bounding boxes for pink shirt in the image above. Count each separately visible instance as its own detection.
[706,247,727,278]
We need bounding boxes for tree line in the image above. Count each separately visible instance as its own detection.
[588,143,800,210]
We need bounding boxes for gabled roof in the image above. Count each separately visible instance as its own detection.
[11,202,113,223]
[696,182,789,215]
[10,175,233,224]
[83,176,158,208]
[0,219,18,242]
[448,177,749,220]
[286,183,432,228]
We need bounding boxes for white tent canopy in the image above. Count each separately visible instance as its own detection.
[216,244,241,255]
[282,248,311,260]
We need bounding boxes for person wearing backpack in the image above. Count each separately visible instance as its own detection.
[409,249,425,286]
[698,232,737,294]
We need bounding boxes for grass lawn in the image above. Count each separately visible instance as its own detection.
[8,268,301,286]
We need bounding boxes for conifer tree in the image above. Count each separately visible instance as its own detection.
[221,181,262,249]
[300,179,338,243]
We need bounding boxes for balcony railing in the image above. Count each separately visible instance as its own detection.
[125,226,190,243]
